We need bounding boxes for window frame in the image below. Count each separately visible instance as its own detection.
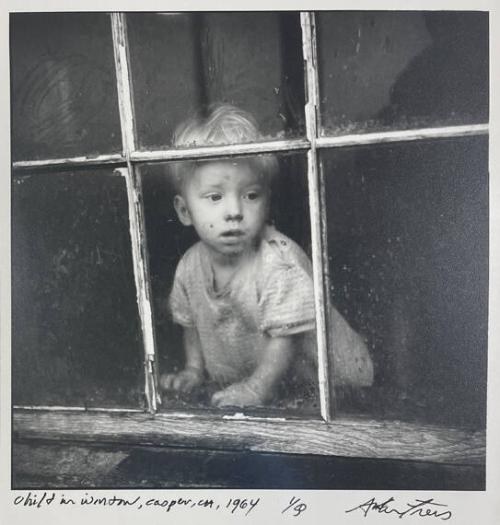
[11,11,488,466]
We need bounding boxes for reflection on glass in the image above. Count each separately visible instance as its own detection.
[317,12,488,135]
[11,13,121,161]
[127,12,305,149]
[322,136,488,429]
[141,153,320,415]
[12,170,144,408]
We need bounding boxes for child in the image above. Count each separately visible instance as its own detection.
[161,104,373,408]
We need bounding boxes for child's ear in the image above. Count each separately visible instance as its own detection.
[174,195,192,226]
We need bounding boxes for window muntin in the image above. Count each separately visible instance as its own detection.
[12,169,145,409]
[127,12,306,151]
[321,135,488,429]
[316,12,489,137]
[11,13,122,162]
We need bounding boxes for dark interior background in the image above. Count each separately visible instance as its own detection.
[325,136,488,428]
[127,12,305,149]
[11,169,145,408]
[317,11,488,135]
[10,13,122,162]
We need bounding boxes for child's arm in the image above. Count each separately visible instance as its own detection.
[160,327,205,393]
[211,334,294,407]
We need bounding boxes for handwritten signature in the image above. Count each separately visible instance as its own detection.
[346,497,452,520]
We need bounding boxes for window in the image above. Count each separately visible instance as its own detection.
[12,11,488,473]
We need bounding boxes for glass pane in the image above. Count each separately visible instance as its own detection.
[322,136,488,429]
[141,153,320,416]
[127,12,305,150]
[317,12,489,135]
[12,169,144,408]
[11,13,122,161]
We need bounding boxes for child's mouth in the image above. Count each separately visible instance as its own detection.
[220,229,244,238]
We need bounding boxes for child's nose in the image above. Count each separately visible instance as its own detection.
[224,195,243,221]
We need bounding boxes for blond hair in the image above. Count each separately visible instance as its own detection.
[170,104,278,191]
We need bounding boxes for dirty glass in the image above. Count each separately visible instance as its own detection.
[10,13,122,162]
[127,12,306,150]
[322,136,488,429]
[316,12,489,136]
[12,169,144,408]
[140,153,319,416]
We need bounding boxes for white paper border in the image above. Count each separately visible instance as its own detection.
[1,2,498,524]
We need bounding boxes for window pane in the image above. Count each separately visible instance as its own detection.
[141,153,320,416]
[317,12,489,135]
[322,136,488,429]
[11,13,122,161]
[12,169,144,408]
[127,12,305,150]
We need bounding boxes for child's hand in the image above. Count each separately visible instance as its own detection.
[211,380,268,407]
[160,367,203,393]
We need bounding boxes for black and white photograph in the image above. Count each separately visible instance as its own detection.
[5,2,496,511]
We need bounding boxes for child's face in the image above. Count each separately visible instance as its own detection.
[174,160,269,260]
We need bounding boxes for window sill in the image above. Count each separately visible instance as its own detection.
[13,408,485,465]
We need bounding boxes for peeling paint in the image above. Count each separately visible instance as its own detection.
[12,153,124,171]
[13,405,144,413]
[222,413,287,422]
[115,170,157,411]
[316,124,489,149]
[111,13,136,156]
[301,12,332,422]
[122,166,158,412]
[111,13,158,414]
[156,412,198,419]
[130,138,310,163]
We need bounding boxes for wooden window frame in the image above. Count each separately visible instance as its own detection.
[11,11,488,466]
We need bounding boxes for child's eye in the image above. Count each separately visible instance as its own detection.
[206,193,222,202]
[245,191,260,201]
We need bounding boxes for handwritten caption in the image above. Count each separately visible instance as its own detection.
[13,492,455,520]
[13,492,307,518]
